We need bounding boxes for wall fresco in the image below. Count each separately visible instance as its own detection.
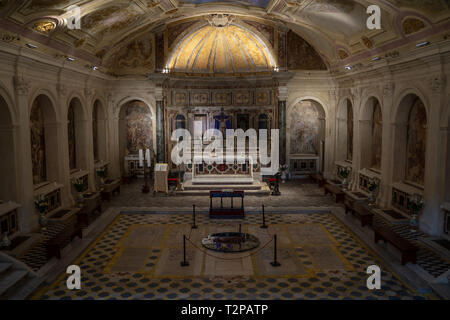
[125,101,153,155]
[290,101,320,155]
[406,99,427,185]
[30,100,46,185]
[347,101,353,161]
[287,31,327,70]
[68,105,76,170]
[371,102,382,169]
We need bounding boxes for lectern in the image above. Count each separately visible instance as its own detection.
[154,163,169,194]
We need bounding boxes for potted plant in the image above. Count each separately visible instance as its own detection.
[72,178,85,207]
[96,168,106,187]
[408,194,424,232]
[35,194,49,230]
[367,178,378,205]
[338,167,351,188]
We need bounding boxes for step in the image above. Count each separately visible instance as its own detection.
[0,262,12,274]
[0,269,29,296]
[7,275,44,300]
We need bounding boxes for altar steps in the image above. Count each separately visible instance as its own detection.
[177,180,271,196]
[191,175,254,185]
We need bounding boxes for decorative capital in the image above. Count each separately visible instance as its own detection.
[383,82,395,97]
[84,88,93,99]
[56,84,67,96]
[13,76,31,96]
[428,75,446,93]
[277,86,288,101]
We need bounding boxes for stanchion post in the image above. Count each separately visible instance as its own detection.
[192,204,198,229]
[260,204,268,229]
[270,234,281,267]
[180,235,189,267]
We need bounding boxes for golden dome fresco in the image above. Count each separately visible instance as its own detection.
[167,24,276,76]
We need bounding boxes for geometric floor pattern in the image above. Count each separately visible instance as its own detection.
[33,213,435,300]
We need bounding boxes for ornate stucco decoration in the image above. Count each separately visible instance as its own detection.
[428,75,446,93]
[13,76,31,96]
[206,14,234,28]
[1,32,20,43]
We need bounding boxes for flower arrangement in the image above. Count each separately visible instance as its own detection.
[408,194,424,215]
[338,167,350,179]
[34,194,49,214]
[72,177,85,193]
[96,168,106,179]
[367,178,378,192]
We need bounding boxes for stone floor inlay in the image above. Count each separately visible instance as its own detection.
[34,212,434,300]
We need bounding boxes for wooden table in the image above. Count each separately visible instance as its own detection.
[374,226,418,265]
[324,183,345,203]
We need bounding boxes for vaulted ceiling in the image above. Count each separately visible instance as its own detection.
[0,0,448,76]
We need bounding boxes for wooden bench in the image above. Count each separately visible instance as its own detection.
[309,174,325,188]
[46,217,83,260]
[324,183,345,203]
[349,202,374,227]
[101,180,121,201]
[374,226,418,265]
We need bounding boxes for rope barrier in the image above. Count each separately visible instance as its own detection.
[185,235,274,261]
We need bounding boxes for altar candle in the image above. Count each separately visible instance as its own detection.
[139,149,143,167]
[146,149,150,167]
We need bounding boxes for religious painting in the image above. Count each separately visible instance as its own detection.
[347,101,353,161]
[155,32,165,71]
[178,0,271,8]
[277,31,287,70]
[67,105,76,170]
[93,105,99,161]
[30,101,46,185]
[287,31,327,70]
[371,102,382,169]
[406,99,427,185]
[125,101,153,155]
[243,20,275,48]
[290,101,319,155]
[112,35,154,75]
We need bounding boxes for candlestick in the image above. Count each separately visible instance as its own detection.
[139,149,143,167]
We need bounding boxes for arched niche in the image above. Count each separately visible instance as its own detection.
[337,99,353,162]
[30,94,58,186]
[393,94,427,186]
[288,99,326,173]
[359,97,382,171]
[0,94,17,201]
[67,97,87,172]
[92,99,107,162]
[118,100,153,175]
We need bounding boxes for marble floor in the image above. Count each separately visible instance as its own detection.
[33,212,433,300]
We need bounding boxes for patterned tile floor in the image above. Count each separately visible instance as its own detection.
[33,212,435,300]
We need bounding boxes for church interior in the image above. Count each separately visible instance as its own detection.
[0,0,449,301]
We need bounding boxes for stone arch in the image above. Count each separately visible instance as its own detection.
[29,94,59,185]
[118,99,155,175]
[359,96,383,170]
[92,99,108,163]
[67,97,88,171]
[287,97,327,174]
[392,93,428,186]
[336,97,354,162]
